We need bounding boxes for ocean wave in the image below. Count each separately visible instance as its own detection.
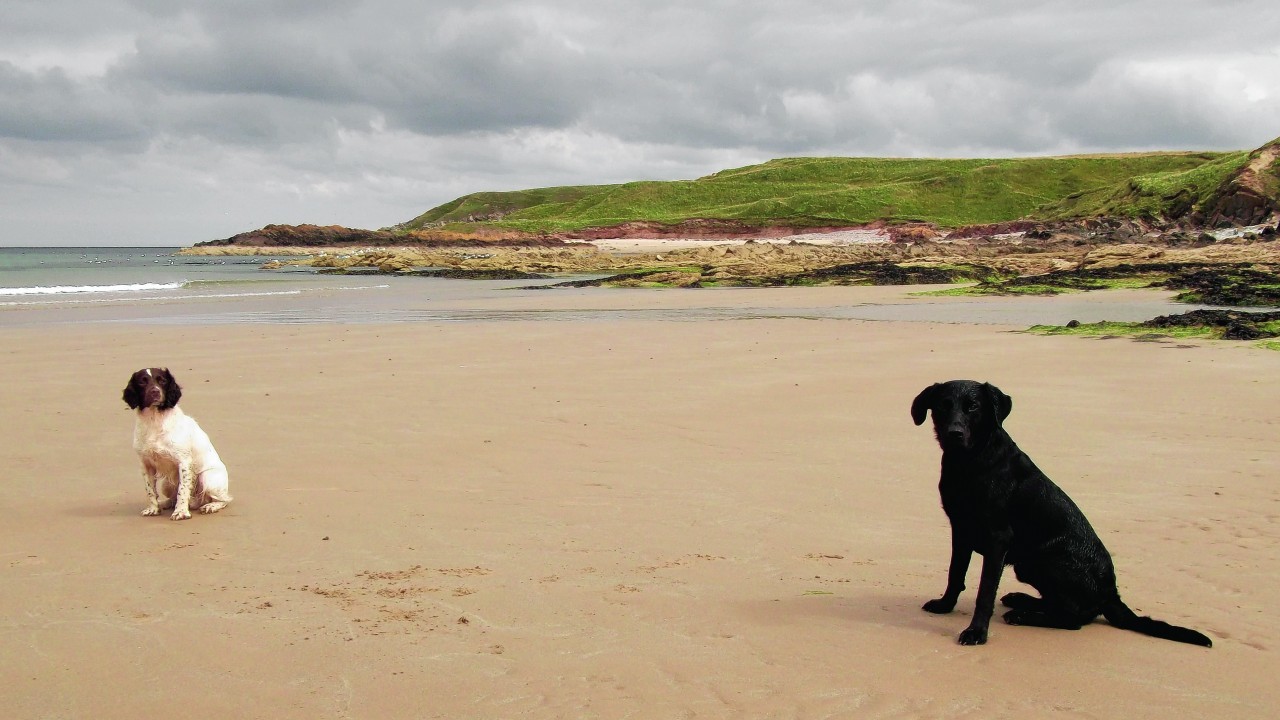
[0,281,185,297]
[0,284,388,308]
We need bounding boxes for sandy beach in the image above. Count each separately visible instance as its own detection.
[575,227,891,253]
[2,285,1278,719]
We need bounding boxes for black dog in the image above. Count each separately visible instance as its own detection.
[911,380,1212,647]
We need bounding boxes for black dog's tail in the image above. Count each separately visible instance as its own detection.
[1102,597,1212,647]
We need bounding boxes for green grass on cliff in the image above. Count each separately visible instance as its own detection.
[397,152,1239,234]
[1039,150,1252,221]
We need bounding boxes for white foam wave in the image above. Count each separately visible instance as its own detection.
[0,284,388,307]
[0,281,184,297]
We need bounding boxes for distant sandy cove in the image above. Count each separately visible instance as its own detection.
[579,227,890,253]
[1,285,1277,719]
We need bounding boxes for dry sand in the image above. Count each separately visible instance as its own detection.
[2,290,1278,718]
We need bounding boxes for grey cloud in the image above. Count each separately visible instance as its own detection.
[1,0,1278,244]
[107,2,604,137]
[0,63,151,144]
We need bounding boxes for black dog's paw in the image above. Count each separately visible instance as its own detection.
[957,626,988,645]
[922,598,956,614]
[1002,609,1031,625]
[1000,592,1040,610]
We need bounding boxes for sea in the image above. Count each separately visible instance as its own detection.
[0,245,690,326]
[0,246,318,297]
[0,246,402,325]
[0,245,1220,327]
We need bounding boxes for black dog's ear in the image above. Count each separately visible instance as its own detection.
[160,368,182,409]
[911,384,939,426]
[984,382,1012,423]
[122,374,142,409]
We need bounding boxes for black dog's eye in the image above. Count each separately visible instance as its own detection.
[964,401,979,413]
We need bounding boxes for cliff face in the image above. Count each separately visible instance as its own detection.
[1194,139,1280,227]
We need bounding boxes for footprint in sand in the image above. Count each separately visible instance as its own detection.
[297,565,495,636]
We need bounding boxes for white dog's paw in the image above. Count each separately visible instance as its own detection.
[170,507,191,521]
[199,501,227,514]
[141,506,161,516]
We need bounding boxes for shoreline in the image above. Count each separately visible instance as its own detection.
[2,244,1275,347]
[0,276,1245,332]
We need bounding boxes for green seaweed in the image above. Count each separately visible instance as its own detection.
[936,263,1280,305]
[1028,309,1280,349]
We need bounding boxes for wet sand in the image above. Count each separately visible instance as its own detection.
[1,287,1277,718]
[0,275,1231,328]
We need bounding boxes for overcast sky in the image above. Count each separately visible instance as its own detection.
[2,1,1278,246]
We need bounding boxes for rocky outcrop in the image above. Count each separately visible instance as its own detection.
[199,224,389,247]
[1078,244,1167,269]
[1199,184,1276,228]
[196,223,566,248]
[948,221,1043,239]
[1143,309,1280,339]
[239,229,1280,280]
[1193,140,1280,227]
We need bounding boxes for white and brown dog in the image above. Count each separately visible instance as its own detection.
[123,368,232,520]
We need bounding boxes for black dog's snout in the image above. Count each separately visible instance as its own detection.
[939,412,972,448]
[943,428,969,449]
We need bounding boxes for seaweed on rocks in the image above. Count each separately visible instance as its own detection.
[320,266,549,280]
[966,262,1280,305]
[1141,309,1280,339]
[969,263,1196,294]
[527,268,703,289]
[527,262,998,289]
[741,261,999,287]
[1157,267,1280,306]
[404,268,551,280]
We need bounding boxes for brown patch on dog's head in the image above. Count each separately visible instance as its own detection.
[123,368,182,410]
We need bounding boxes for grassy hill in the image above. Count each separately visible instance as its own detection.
[1038,151,1250,220]
[394,144,1278,235]
[1044,137,1279,225]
